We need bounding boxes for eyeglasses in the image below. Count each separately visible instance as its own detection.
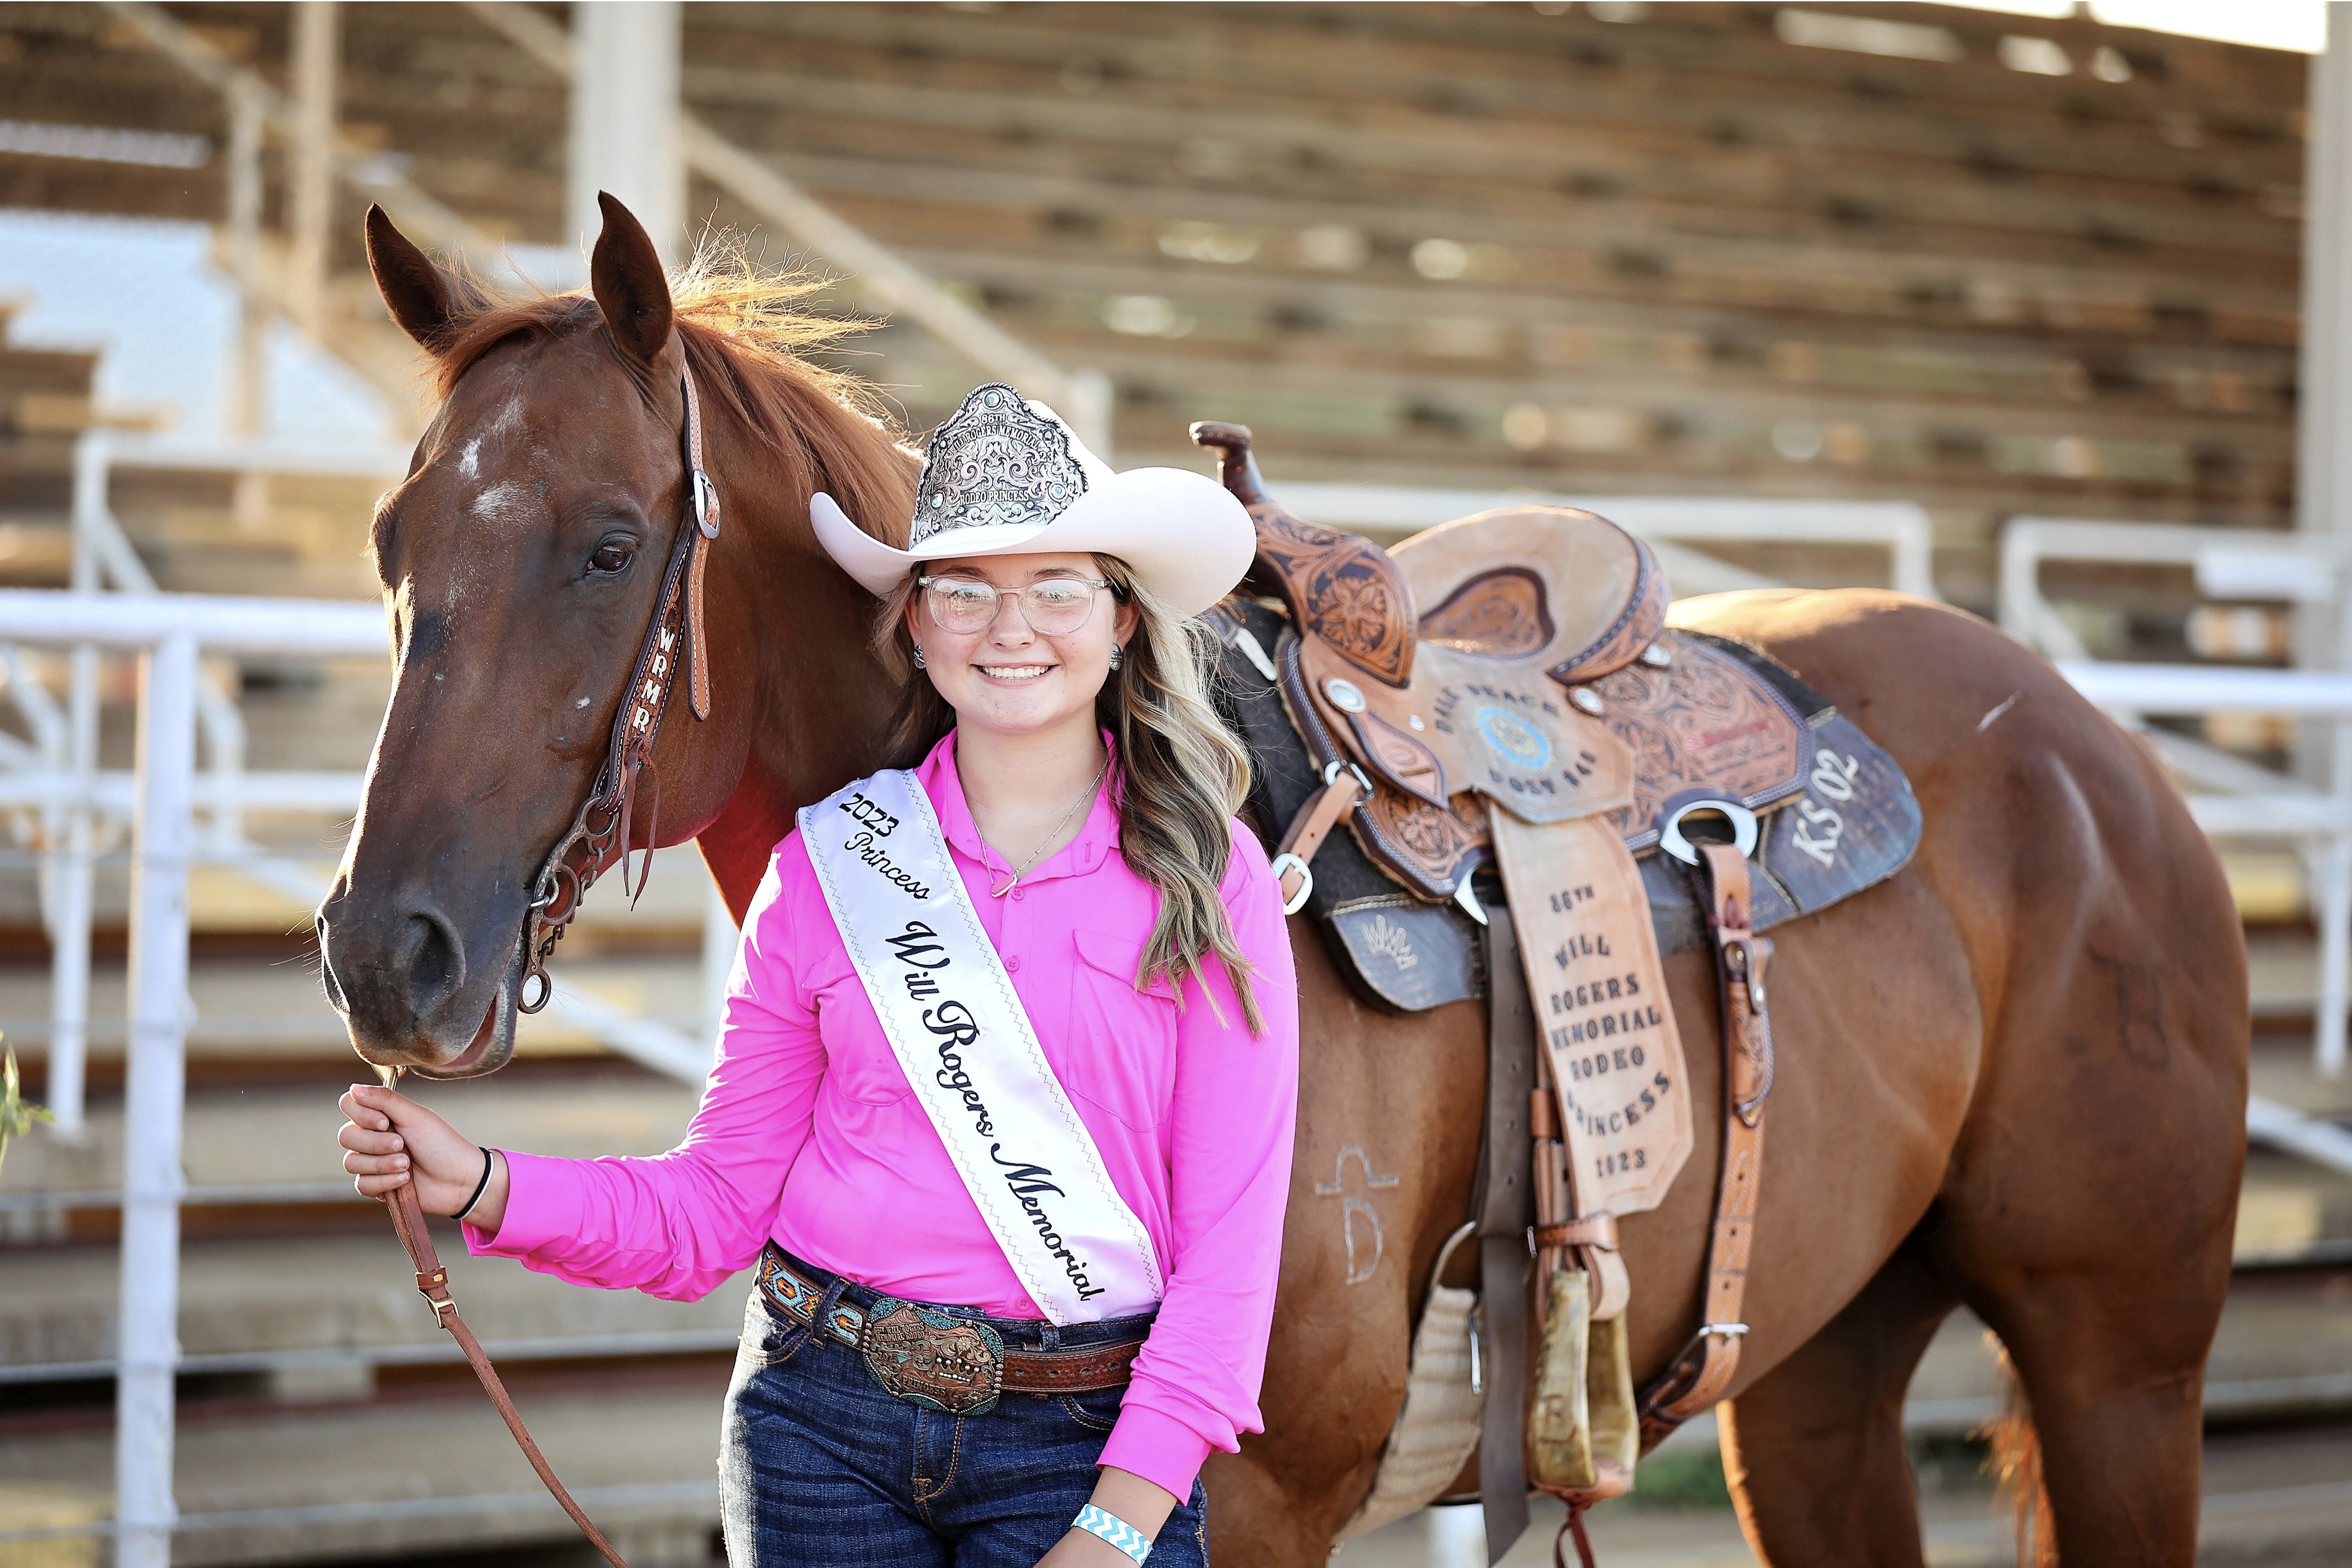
[918,574,1110,636]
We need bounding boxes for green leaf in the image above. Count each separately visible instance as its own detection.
[0,1043,52,1170]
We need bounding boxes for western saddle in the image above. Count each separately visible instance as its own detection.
[1191,421,1880,1565]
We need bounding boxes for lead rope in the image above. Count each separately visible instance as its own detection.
[1554,1507,1599,1568]
[375,1066,632,1568]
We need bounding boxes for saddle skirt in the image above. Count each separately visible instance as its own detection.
[1198,424,1922,1016]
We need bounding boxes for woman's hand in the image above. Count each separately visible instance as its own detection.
[338,1083,508,1230]
[1034,1531,1138,1568]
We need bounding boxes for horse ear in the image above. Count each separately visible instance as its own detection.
[590,191,674,365]
[364,204,474,351]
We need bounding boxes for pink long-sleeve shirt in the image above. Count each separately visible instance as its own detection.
[468,733,1301,1497]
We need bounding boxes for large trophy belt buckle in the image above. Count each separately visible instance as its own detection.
[858,1298,1005,1416]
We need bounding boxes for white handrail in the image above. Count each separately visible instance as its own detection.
[1275,482,1941,600]
[2010,514,2352,1079]
[0,589,732,1567]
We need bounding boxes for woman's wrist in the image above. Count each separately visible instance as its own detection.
[453,1149,511,1233]
[1075,1467,1177,1546]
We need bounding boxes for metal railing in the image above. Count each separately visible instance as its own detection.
[1277,482,1940,600]
[105,0,1117,457]
[2001,517,2352,1077]
[0,586,732,1563]
[0,590,376,1568]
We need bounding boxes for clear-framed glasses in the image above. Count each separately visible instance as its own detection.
[918,574,1109,636]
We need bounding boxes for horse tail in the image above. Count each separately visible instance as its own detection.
[1978,1333,2055,1567]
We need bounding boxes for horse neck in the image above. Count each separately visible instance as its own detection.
[692,374,914,915]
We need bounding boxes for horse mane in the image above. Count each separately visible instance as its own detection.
[428,239,919,551]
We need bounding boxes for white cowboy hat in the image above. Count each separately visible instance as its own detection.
[811,383,1255,618]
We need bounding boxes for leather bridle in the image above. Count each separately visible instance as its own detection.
[376,364,724,1568]
[516,364,722,1012]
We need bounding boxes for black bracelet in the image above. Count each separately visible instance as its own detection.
[453,1147,494,1221]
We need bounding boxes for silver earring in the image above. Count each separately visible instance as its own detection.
[911,642,926,669]
[1108,642,1124,671]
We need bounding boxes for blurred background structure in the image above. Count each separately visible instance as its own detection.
[1,3,2350,1565]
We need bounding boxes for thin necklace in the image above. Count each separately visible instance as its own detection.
[987,755,1110,898]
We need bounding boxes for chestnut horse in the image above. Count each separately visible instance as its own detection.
[319,197,2248,1567]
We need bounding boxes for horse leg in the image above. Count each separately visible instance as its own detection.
[1714,1225,1957,1567]
[1935,883,2244,1564]
[1953,1241,2223,1567]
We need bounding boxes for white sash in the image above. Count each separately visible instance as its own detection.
[799,767,1164,1324]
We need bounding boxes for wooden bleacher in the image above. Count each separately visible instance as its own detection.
[0,1,2310,612]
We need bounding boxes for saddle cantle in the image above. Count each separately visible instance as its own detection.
[1197,422,1922,1017]
[1196,424,1671,903]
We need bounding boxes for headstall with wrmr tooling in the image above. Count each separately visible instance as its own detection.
[515,365,722,1012]
[376,365,725,1568]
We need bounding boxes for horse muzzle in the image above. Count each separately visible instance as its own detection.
[317,895,528,1078]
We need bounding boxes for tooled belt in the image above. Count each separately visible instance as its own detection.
[755,1245,1147,1417]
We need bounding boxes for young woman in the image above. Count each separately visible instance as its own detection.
[337,384,1299,1568]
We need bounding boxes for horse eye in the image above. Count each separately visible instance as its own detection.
[589,538,636,575]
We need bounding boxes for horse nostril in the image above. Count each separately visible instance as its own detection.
[399,909,468,1021]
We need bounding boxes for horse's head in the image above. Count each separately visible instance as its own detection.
[318,194,905,1076]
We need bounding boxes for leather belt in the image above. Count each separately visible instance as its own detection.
[755,1247,1147,1416]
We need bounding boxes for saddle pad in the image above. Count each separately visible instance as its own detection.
[1641,705,1923,960]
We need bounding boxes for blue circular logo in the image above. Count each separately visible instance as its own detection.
[1475,705,1552,769]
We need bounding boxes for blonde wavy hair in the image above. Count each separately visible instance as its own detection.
[874,559,1264,1034]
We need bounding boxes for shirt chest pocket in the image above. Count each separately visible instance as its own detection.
[1060,928,1179,1133]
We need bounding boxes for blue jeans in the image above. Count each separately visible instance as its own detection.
[719,1275,1209,1567]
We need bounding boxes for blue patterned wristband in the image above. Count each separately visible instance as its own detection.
[1073,1503,1152,1563]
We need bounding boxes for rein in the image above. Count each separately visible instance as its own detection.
[377,364,725,1568]
[378,1120,632,1568]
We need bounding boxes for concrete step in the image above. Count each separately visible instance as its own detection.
[1343,1418,2352,1565]
[0,1374,732,1568]
[5,1276,2346,1568]
[1,1228,745,1377]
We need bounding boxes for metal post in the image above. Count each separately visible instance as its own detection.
[2302,5,2352,1070]
[114,632,199,1568]
[225,78,269,532]
[568,1,683,263]
[287,1,339,336]
[2324,823,2352,1079]
[48,437,108,1137]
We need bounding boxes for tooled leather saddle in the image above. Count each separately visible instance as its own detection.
[1196,423,1921,1017]
[1198,423,1925,1561]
